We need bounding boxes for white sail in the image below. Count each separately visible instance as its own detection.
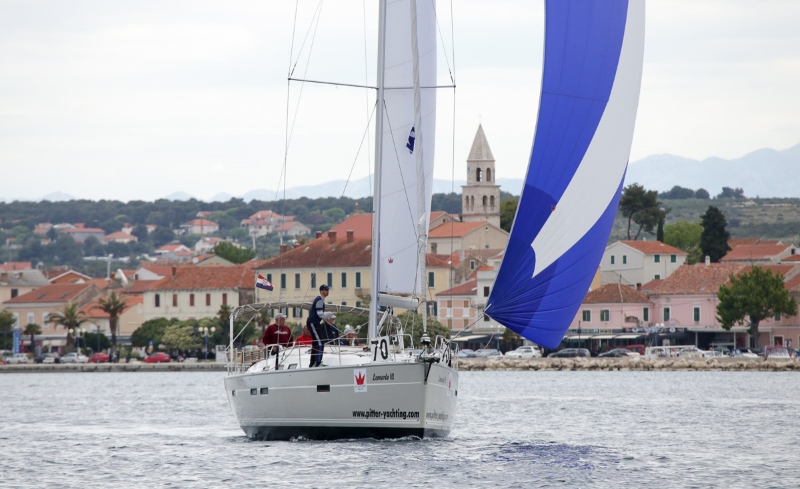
[377,0,437,296]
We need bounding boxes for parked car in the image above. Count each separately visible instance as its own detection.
[36,352,59,364]
[625,344,646,355]
[504,346,542,358]
[6,353,30,364]
[88,352,110,363]
[548,348,591,358]
[144,352,171,363]
[731,348,759,358]
[474,348,503,357]
[60,352,89,364]
[598,348,639,358]
[457,348,476,358]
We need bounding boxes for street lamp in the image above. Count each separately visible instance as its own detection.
[656,322,664,347]
[94,324,102,353]
[200,326,216,361]
[69,327,85,353]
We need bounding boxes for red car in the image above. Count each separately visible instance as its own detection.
[144,352,171,363]
[88,352,110,363]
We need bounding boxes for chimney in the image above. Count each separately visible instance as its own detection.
[171,266,177,278]
[346,230,354,243]
[280,244,288,254]
[316,231,323,239]
[0,272,7,283]
[704,255,711,266]
[328,231,337,244]
[636,283,642,291]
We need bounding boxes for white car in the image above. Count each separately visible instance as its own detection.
[504,346,542,358]
[6,353,29,364]
[60,352,89,363]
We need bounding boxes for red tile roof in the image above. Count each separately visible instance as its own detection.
[721,244,793,262]
[255,238,373,268]
[651,263,743,295]
[728,238,761,248]
[182,219,218,227]
[428,221,487,238]
[437,279,478,297]
[583,283,650,304]
[620,240,686,255]
[4,283,94,304]
[0,262,32,271]
[330,214,373,240]
[148,265,254,291]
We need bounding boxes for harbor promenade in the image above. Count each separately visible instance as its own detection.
[2,356,798,373]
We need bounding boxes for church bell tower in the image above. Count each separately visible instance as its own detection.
[461,124,501,227]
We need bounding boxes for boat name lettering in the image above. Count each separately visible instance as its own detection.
[352,409,420,420]
[372,372,394,381]
[437,375,447,383]
[425,411,449,422]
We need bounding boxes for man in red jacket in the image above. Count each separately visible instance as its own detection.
[261,313,293,355]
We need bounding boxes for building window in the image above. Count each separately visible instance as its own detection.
[663,307,670,321]
[356,301,361,308]
[222,293,228,306]
[643,307,649,322]
[483,286,490,297]
[483,314,490,322]
[355,272,361,288]
[190,294,195,306]
[295,273,300,289]
[600,309,610,321]
[281,273,286,289]
[654,255,661,263]
[655,274,661,280]
[582,310,591,322]
[267,273,273,284]
[622,255,627,265]
[172,294,178,307]
[155,294,161,307]
[310,272,316,288]
[10,288,18,299]
[27,312,34,324]
[341,301,347,306]
[670,254,677,263]
[774,312,782,321]
[431,243,438,254]
[693,307,700,322]
[428,272,434,288]
[470,260,475,270]
[327,272,333,287]
[476,167,482,182]
[341,272,347,288]
[430,302,438,316]
[293,307,301,318]
[206,294,211,306]
[610,256,615,265]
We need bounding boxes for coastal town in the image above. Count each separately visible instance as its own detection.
[2,126,800,366]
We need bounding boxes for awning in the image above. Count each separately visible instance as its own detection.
[615,334,644,339]
[591,334,617,340]
[451,334,492,342]
[564,335,589,340]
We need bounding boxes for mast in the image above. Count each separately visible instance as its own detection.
[368,0,388,341]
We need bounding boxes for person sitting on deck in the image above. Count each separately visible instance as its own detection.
[295,324,313,346]
[261,313,293,355]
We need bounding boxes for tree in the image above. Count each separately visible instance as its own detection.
[717,266,798,349]
[499,198,518,232]
[212,242,255,264]
[700,206,730,262]
[716,187,745,199]
[695,188,710,199]
[162,322,203,351]
[664,219,704,264]
[619,184,663,240]
[23,323,41,353]
[659,185,695,200]
[0,310,16,350]
[131,318,175,347]
[94,292,129,359]
[47,304,87,352]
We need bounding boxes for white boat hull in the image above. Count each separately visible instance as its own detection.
[224,360,458,440]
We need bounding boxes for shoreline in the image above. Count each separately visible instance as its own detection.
[2,356,799,373]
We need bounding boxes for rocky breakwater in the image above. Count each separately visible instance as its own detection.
[457,356,800,372]
[0,362,226,373]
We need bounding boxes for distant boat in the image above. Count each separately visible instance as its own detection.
[486,0,646,349]
[223,0,458,440]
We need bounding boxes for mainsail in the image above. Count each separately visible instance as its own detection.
[486,0,646,348]
[374,0,437,297]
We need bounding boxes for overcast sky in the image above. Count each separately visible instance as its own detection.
[1,0,799,202]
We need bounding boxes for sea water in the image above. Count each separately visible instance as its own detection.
[1,370,797,488]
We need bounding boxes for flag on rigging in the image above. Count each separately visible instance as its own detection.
[256,274,273,291]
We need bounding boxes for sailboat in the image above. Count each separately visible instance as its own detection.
[486,1,646,348]
[223,0,458,440]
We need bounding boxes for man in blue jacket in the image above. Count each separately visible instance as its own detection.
[307,284,329,367]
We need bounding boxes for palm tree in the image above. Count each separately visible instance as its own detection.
[48,304,87,352]
[23,323,42,353]
[94,292,128,360]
